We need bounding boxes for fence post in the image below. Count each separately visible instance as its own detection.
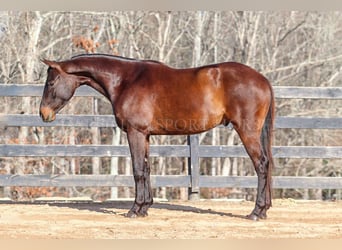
[187,134,200,200]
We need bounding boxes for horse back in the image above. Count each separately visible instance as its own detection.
[114,61,272,135]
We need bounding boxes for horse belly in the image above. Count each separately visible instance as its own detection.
[153,78,226,134]
[151,96,225,135]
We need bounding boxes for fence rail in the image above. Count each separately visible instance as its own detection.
[2,114,342,129]
[0,84,341,195]
[1,84,342,99]
[0,175,341,189]
[0,144,341,159]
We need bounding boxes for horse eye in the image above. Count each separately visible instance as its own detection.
[49,75,60,86]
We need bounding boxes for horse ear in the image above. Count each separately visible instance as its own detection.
[41,59,55,67]
[41,59,64,72]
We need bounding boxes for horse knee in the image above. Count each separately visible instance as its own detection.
[133,169,144,179]
[253,153,268,174]
[259,154,268,173]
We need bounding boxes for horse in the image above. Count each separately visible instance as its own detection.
[39,54,275,221]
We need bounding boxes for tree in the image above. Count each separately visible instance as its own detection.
[0,11,341,200]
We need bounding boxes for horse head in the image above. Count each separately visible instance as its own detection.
[39,59,84,122]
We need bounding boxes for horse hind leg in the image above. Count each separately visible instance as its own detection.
[234,126,270,221]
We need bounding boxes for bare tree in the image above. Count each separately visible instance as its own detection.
[1,11,341,200]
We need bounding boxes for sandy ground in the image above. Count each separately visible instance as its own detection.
[0,199,341,239]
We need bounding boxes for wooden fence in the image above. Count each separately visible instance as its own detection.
[0,84,341,199]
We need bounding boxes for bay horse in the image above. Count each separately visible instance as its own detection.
[39,54,275,221]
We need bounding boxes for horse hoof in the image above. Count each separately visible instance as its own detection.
[246,213,259,221]
[124,210,148,218]
[259,214,267,220]
[124,211,138,218]
[139,211,148,217]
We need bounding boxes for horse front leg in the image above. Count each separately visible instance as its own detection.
[125,128,153,218]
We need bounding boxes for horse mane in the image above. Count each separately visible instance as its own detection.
[71,53,136,61]
[71,53,164,65]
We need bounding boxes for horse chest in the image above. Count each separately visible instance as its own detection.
[114,92,154,132]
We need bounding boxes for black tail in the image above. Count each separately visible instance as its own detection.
[261,86,275,208]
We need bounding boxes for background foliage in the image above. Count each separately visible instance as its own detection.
[0,11,341,201]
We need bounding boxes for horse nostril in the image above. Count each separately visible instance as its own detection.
[40,106,56,122]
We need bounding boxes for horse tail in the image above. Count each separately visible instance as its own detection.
[261,85,275,208]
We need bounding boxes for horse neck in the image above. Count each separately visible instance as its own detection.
[66,59,128,101]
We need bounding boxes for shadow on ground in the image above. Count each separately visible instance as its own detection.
[0,200,248,219]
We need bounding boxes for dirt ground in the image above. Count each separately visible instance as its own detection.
[0,198,341,239]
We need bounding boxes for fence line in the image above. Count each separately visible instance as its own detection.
[0,175,341,189]
[0,144,341,159]
[0,84,341,197]
[2,114,342,129]
[1,84,341,99]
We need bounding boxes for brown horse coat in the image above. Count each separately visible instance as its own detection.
[40,54,275,220]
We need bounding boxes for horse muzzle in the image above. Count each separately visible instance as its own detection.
[40,106,56,122]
